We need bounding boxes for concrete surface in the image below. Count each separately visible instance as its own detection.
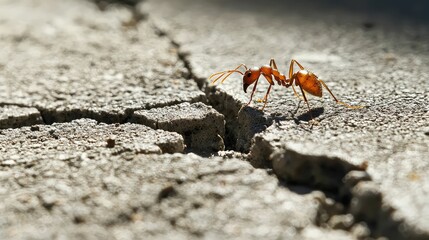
[0,119,185,159]
[131,102,225,151]
[1,150,358,239]
[0,0,205,124]
[0,105,43,129]
[0,0,428,239]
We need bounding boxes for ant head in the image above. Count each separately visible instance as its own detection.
[243,67,260,93]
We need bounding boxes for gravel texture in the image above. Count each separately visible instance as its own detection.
[0,0,205,124]
[0,150,348,239]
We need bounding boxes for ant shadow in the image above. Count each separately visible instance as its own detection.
[240,101,325,127]
[294,107,324,123]
[265,100,325,125]
[284,100,324,124]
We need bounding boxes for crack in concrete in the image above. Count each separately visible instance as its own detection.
[151,23,204,89]
[0,99,218,152]
[254,140,426,239]
[150,23,277,152]
[130,102,225,152]
[0,103,45,128]
[140,5,426,240]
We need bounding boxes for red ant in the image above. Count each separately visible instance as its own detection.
[209,58,363,112]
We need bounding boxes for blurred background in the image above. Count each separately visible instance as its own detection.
[95,0,429,23]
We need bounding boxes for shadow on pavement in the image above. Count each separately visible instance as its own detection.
[202,0,429,24]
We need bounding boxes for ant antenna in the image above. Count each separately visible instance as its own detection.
[209,64,247,84]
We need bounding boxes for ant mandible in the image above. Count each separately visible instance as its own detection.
[209,58,363,112]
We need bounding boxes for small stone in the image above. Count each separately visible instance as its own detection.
[328,214,354,230]
[30,125,40,131]
[351,222,370,239]
[1,160,16,166]
[106,137,116,148]
[157,185,177,203]
[73,215,86,224]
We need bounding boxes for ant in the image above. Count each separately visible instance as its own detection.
[209,58,363,112]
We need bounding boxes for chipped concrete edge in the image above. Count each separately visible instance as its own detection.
[250,137,429,239]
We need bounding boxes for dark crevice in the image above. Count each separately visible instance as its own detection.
[148,21,255,152]
[0,102,46,128]
[152,26,206,90]
[92,0,142,11]
[39,109,125,125]
[39,110,49,125]
[0,102,34,108]
[0,90,206,127]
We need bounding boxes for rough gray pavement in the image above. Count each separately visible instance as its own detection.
[1,0,428,239]
[131,102,225,151]
[0,119,185,160]
[1,149,356,239]
[0,0,205,124]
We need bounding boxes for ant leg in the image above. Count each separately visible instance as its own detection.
[262,73,275,85]
[285,77,305,101]
[291,85,305,101]
[288,60,294,79]
[257,74,274,101]
[240,79,259,111]
[270,59,288,85]
[319,80,364,109]
[288,59,306,79]
[270,58,279,70]
[298,84,316,121]
[291,59,305,70]
[245,79,259,106]
[261,84,273,110]
[298,85,311,112]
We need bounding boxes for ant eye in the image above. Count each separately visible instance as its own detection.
[246,72,252,77]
